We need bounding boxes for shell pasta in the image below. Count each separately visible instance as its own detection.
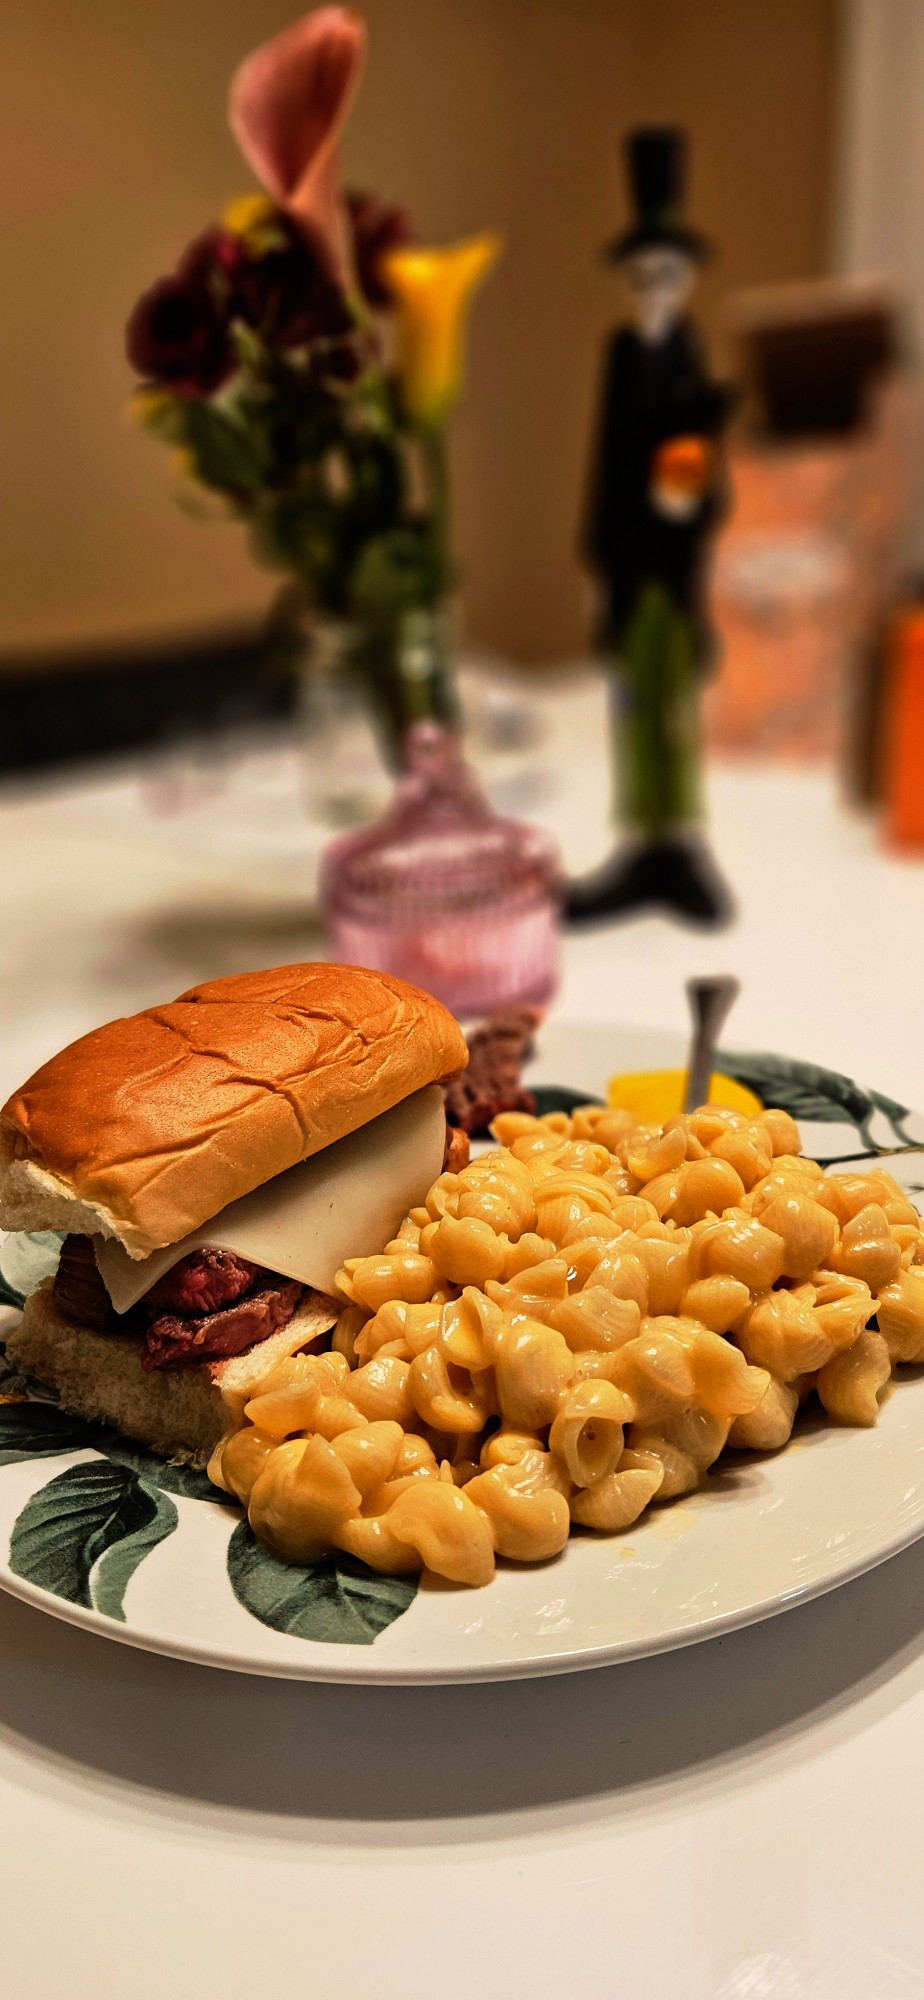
[209,1100,924,1587]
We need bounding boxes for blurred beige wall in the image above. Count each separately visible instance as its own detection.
[0,0,838,665]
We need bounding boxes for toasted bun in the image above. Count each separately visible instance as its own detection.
[0,963,467,1258]
[6,1280,338,1468]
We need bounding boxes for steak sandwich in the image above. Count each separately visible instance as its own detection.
[0,963,468,1465]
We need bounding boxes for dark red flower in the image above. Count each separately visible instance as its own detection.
[347,189,412,307]
[179,225,248,291]
[245,225,353,347]
[181,213,351,349]
[126,274,232,395]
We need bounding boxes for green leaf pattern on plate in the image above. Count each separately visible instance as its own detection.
[0,1381,415,1644]
[9,1460,178,1620]
[90,1484,179,1621]
[0,1047,919,1649]
[530,1084,605,1117]
[0,1401,99,1464]
[868,1090,918,1146]
[717,1050,912,1151]
[0,1401,232,1503]
[227,1520,417,1645]
[84,1431,234,1506]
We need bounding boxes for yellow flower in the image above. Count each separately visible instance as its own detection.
[383,234,500,429]
[222,191,279,252]
[126,387,175,431]
[170,446,197,484]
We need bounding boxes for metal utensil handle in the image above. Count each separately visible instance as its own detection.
[684,976,740,1113]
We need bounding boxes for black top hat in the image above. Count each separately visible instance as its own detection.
[605,125,712,263]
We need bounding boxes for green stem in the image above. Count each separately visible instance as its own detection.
[421,424,451,601]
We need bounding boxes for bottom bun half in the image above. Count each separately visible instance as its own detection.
[7,1281,339,1469]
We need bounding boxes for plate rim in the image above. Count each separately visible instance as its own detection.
[3,1024,924,1684]
[2,1487,923,1685]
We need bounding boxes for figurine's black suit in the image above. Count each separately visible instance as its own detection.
[583,320,728,665]
[566,124,734,929]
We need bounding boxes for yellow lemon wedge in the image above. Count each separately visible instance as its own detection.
[607,1069,762,1124]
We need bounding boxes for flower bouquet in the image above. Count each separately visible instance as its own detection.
[126,6,498,768]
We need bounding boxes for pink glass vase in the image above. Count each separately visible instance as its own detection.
[320,723,561,1015]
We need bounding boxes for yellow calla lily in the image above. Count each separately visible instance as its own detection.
[383,233,500,429]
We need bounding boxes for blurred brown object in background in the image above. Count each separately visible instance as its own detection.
[707,278,921,764]
[0,0,840,667]
[730,275,897,436]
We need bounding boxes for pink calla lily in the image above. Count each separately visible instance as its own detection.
[229,7,366,291]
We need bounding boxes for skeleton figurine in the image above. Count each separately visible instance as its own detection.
[567,125,734,926]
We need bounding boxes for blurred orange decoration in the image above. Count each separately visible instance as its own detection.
[651,434,713,500]
[884,607,924,848]
[706,378,922,762]
[706,276,923,766]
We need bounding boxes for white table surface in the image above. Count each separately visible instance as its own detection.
[2,677,924,2000]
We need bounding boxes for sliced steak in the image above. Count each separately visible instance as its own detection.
[143,1247,265,1317]
[53,1235,115,1333]
[143,1277,304,1372]
[442,1008,541,1136]
[51,1236,302,1375]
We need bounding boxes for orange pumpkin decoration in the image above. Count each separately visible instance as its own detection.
[652,433,713,498]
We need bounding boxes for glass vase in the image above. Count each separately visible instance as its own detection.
[351,606,459,767]
[320,721,561,1016]
[295,605,459,829]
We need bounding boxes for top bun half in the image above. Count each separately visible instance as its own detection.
[0,963,467,1258]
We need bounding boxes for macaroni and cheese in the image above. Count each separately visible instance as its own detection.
[209,1100,924,1587]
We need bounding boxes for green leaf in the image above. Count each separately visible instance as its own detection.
[227,1520,417,1645]
[717,1051,877,1144]
[251,492,340,585]
[93,1431,234,1506]
[0,1398,233,1503]
[0,1400,96,1465]
[91,1484,178,1621]
[530,1084,605,1118]
[180,401,269,495]
[229,321,267,371]
[349,527,439,623]
[9,1461,178,1617]
[869,1089,916,1146]
[342,434,405,539]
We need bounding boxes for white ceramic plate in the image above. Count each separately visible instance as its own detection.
[2,1021,924,1686]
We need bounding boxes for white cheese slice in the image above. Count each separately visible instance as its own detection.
[95,1085,445,1315]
